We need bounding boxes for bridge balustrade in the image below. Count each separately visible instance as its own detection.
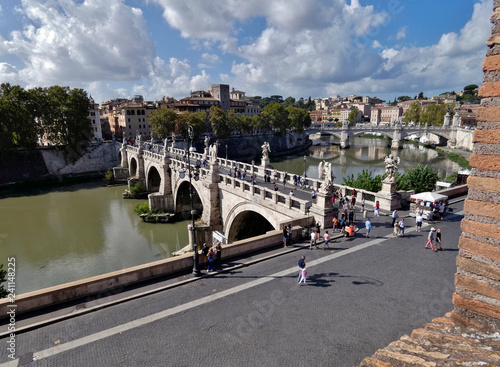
[217,172,311,214]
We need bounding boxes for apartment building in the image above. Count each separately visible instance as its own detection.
[210,84,230,112]
[117,96,157,140]
[88,96,102,141]
[370,106,403,125]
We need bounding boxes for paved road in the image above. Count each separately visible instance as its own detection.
[0,201,464,367]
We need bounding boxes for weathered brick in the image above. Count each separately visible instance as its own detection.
[487,34,500,48]
[359,357,394,367]
[388,340,450,359]
[454,293,500,321]
[473,130,500,144]
[465,199,500,221]
[431,316,454,325]
[476,107,500,122]
[468,176,500,193]
[457,256,500,282]
[479,81,500,97]
[469,154,500,171]
[483,55,500,71]
[458,233,500,262]
[456,273,500,302]
[374,349,434,366]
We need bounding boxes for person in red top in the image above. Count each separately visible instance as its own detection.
[323,230,331,250]
[375,201,380,217]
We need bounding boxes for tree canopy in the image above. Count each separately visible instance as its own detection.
[0,83,91,159]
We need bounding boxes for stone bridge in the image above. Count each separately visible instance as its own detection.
[114,140,336,245]
[309,115,461,149]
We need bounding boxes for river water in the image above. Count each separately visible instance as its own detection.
[0,137,462,293]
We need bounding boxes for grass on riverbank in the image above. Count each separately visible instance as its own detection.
[436,148,471,170]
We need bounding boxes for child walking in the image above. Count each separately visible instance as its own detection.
[298,266,307,285]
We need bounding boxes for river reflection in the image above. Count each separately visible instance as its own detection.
[0,183,190,294]
[0,137,462,293]
[271,136,461,181]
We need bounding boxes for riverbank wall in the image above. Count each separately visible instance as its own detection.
[0,141,121,186]
[0,225,305,319]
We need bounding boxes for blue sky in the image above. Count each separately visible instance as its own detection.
[0,0,493,104]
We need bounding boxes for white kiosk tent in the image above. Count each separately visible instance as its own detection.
[410,191,448,220]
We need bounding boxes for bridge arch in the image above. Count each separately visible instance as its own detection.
[224,202,283,243]
[173,178,205,219]
[146,166,161,192]
[130,157,138,178]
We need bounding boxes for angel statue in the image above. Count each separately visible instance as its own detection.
[319,162,334,194]
[204,135,210,150]
[384,154,400,182]
[318,160,325,179]
[261,142,271,159]
[209,142,219,163]
[135,131,142,147]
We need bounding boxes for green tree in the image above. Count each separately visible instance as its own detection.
[403,102,422,124]
[418,92,425,100]
[342,169,383,192]
[209,106,231,139]
[283,96,296,108]
[347,108,360,126]
[397,164,438,193]
[262,102,289,133]
[0,83,40,156]
[40,86,92,158]
[420,104,448,126]
[148,107,178,138]
[397,96,411,102]
[286,105,311,132]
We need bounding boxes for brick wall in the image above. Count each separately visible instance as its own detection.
[452,0,500,330]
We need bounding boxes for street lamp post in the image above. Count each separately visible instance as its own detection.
[187,125,201,276]
[251,160,255,185]
[226,144,228,160]
[303,155,307,178]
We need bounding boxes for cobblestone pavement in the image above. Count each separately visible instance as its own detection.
[0,201,465,367]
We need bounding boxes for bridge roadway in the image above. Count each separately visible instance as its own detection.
[0,200,465,366]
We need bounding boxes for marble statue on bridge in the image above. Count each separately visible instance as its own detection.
[209,142,218,163]
[261,141,271,159]
[383,154,400,182]
[319,162,333,194]
[135,131,142,147]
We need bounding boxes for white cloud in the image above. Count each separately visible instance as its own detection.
[396,26,407,40]
[2,0,157,86]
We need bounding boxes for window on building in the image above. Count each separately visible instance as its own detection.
[128,118,131,122]
[131,110,135,115]
[92,119,95,124]
[129,125,132,129]
[127,110,131,115]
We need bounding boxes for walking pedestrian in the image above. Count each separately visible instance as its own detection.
[309,230,317,250]
[283,226,288,247]
[323,230,331,250]
[438,202,446,221]
[365,218,372,238]
[287,224,292,246]
[436,228,443,251]
[298,266,307,285]
[393,222,399,237]
[391,210,398,227]
[425,227,437,251]
[215,243,222,267]
[398,218,405,237]
[202,243,209,264]
[273,169,277,183]
[333,217,339,232]
[361,197,365,213]
[375,201,380,216]
[207,248,214,271]
[416,212,423,232]
[298,256,306,281]
[311,189,317,203]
